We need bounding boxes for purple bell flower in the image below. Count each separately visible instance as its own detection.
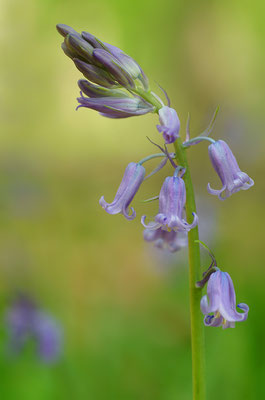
[142,175,198,232]
[77,92,154,118]
[200,270,249,329]
[99,162,145,219]
[5,295,62,363]
[208,140,254,200]
[156,106,180,144]
[143,228,187,253]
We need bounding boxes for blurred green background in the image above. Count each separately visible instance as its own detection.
[1,0,264,399]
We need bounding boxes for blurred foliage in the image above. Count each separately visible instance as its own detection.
[0,0,264,399]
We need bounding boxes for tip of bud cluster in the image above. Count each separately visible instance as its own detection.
[56,24,79,38]
[56,24,150,93]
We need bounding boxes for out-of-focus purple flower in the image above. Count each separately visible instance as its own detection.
[77,92,154,118]
[5,295,62,363]
[32,312,62,363]
[142,175,198,232]
[143,228,187,252]
[200,270,249,329]
[156,106,180,144]
[208,140,254,200]
[99,162,145,219]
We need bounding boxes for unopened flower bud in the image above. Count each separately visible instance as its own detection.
[93,48,135,88]
[78,79,129,98]
[73,59,116,87]
[81,31,104,49]
[156,106,180,144]
[76,93,154,118]
[104,43,141,79]
[56,23,80,38]
[61,42,78,60]
[65,34,94,63]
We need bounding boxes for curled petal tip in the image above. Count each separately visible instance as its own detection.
[207,182,226,196]
[123,206,136,220]
[99,195,107,209]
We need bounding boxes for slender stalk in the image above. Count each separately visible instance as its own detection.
[174,138,206,400]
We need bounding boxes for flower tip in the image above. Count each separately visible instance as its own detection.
[56,24,78,38]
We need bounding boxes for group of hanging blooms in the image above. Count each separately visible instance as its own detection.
[56,24,254,329]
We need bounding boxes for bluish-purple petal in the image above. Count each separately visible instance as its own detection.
[99,162,145,220]
[208,140,254,200]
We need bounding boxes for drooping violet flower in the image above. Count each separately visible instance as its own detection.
[143,227,187,253]
[142,175,198,232]
[99,162,145,219]
[156,106,180,144]
[76,92,154,118]
[5,295,62,363]
[207,140,254,200]
[200,270,249,329]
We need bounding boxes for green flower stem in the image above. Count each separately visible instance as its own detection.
[174,138,206,400]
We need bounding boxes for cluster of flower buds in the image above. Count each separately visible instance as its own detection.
[56,24,161,118]
[5,294,62,363]
[56,24,181,143]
